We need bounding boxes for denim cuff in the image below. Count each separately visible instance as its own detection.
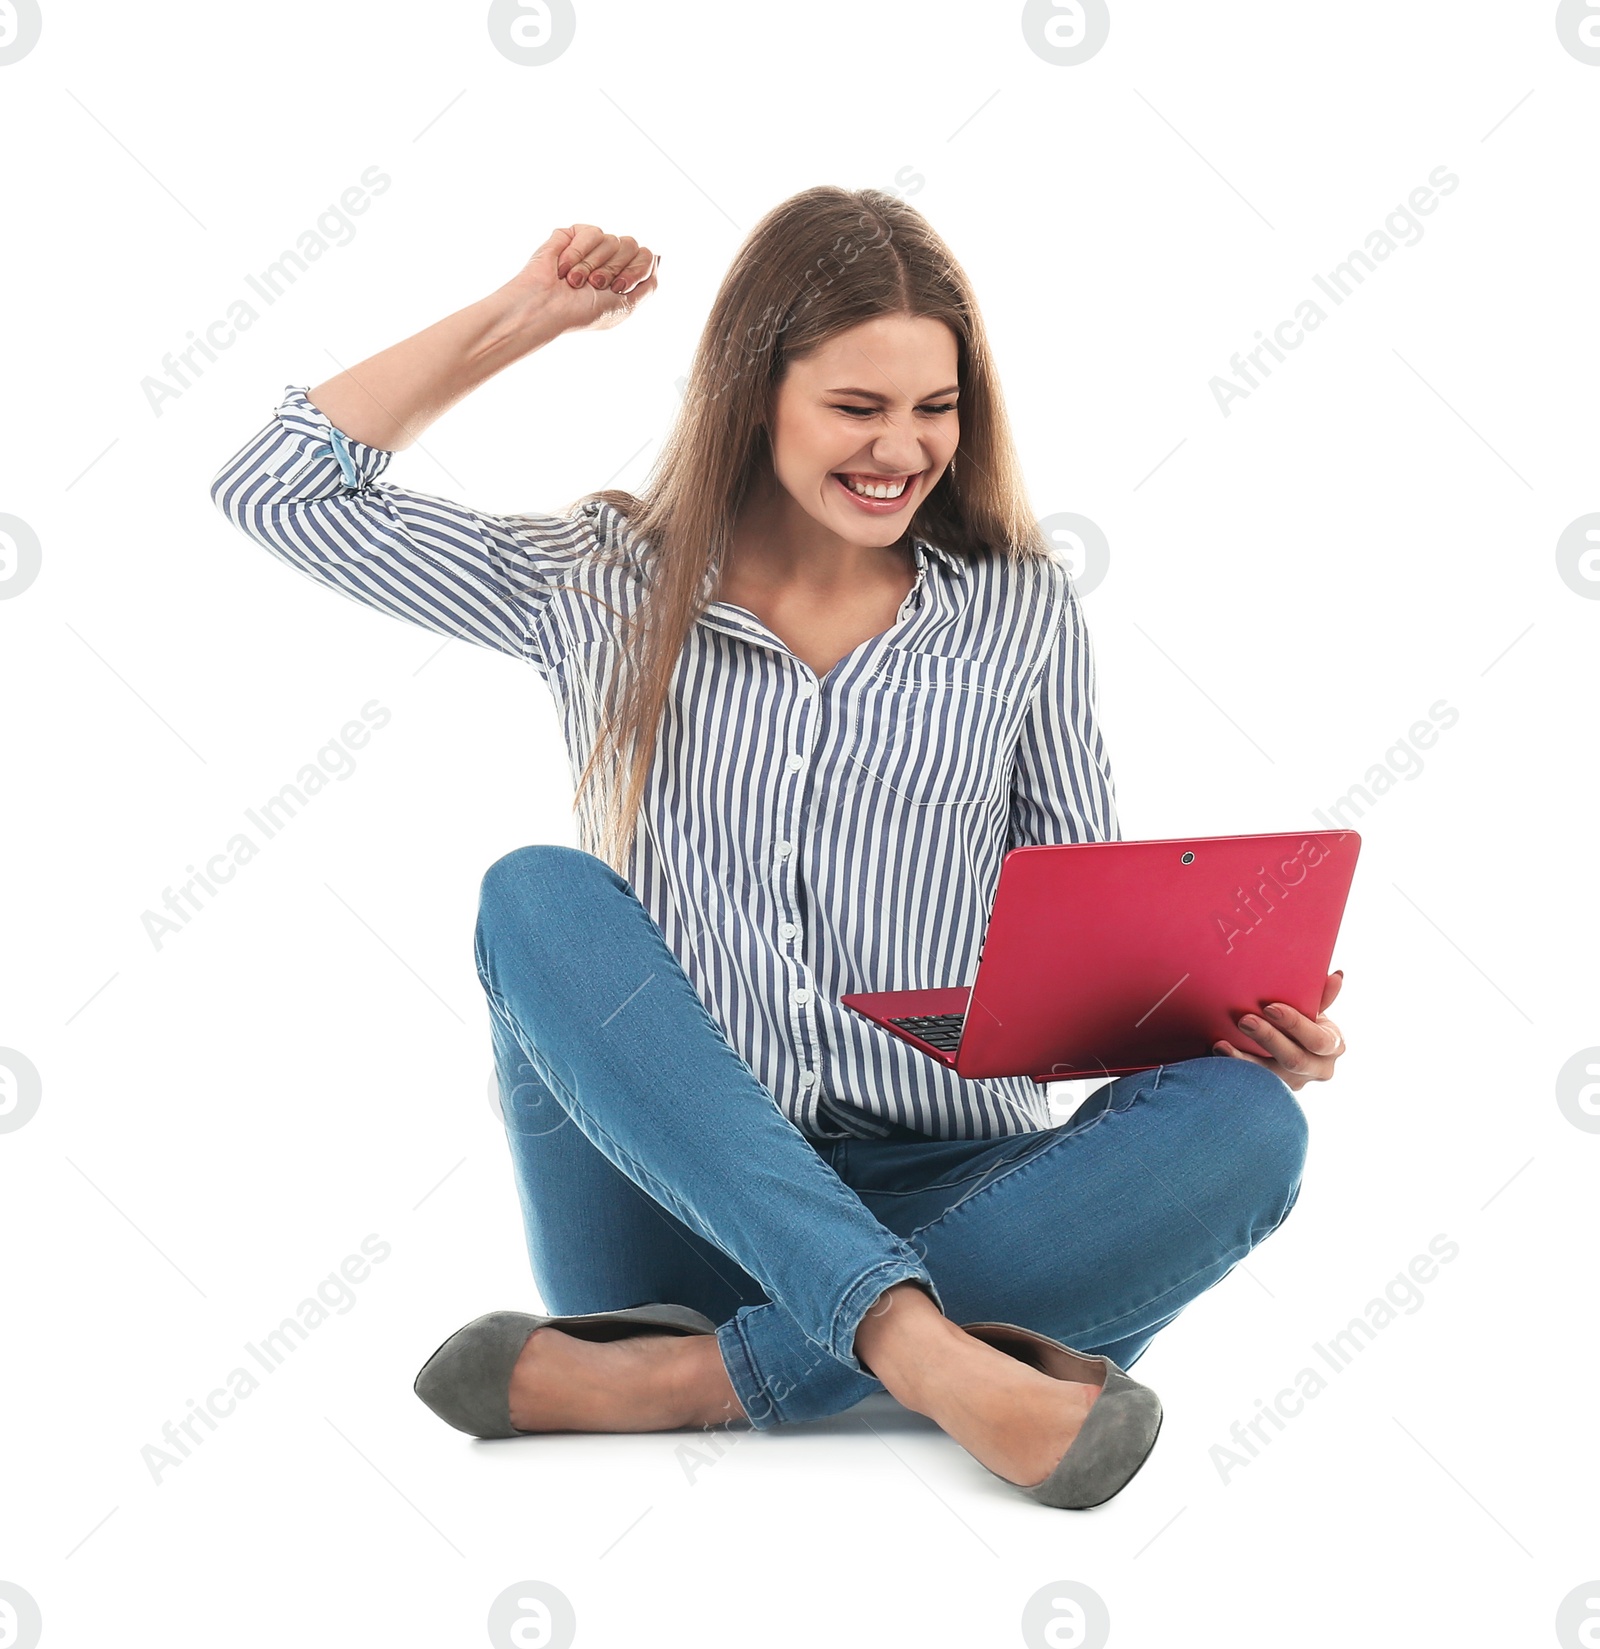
[827,1255,944,1371]
[716,1316,789,1431]
[719,1254,945,1431]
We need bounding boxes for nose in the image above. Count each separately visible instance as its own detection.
[861,426,929,473]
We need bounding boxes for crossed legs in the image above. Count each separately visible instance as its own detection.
[479,845,1308,1474]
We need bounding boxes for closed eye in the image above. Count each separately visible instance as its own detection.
[835,402,958,417]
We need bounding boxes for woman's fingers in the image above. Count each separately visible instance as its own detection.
[1233,1017,1317,1078]
[1225,972,1347,1092]
[511,226,660,330]
[1256,1001,1343,1058]
[550,228,658,298]
[558,228,621,286]
[553,224,599,281]
[610,247,657,295]
[586,236,639,290]
[1215,1002,1346,1089]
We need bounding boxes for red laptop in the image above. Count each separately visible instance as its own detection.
[841,830,1361,1083]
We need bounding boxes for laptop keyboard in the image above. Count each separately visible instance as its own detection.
[887,1012,965,1053]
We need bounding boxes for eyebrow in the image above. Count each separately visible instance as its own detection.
[824,385,960,400]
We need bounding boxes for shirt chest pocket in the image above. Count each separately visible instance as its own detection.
[841,650,1017,806]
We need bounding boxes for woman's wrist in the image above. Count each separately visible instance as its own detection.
[473,282,568,364]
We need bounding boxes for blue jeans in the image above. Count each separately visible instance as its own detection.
[475,845,1309,1430]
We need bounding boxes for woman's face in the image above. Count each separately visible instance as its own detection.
[763,313,961,548]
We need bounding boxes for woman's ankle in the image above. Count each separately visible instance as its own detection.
[852,1281,964,1410]
[674,1335,747,1429]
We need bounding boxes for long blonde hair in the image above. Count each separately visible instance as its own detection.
[569,184,1056,871]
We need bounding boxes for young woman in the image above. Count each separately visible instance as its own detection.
[211,188,1347,1511]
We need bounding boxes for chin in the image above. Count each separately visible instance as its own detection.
[829,512,909,546]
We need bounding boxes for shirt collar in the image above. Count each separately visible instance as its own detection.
[694,535,966,650]
[913,536,966,576]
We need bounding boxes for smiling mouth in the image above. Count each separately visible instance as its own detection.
[833,471,918,500]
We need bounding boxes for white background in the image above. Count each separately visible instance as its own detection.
[3,2,1597,1645]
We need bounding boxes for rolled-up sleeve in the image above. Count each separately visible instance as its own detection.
[1007,564,1122,847]
[209,384,596,670]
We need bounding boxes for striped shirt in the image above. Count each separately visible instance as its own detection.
[211,384,1122,1140]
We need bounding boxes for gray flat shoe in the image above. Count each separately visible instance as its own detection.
[413,1303,719,1439]
[961,1320,1163,1509]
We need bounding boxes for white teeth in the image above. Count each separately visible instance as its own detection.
[840,474,908,499]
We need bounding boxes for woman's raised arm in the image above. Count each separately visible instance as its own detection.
[208,225,659,669]
[306,224,659,452]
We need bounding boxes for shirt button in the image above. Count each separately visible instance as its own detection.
[799,683,814,698]
[786,754,803,772]
[779,922,797,939]
[776,840,791,858]
[800,1071,816,1087]
[791,987,810,1005]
